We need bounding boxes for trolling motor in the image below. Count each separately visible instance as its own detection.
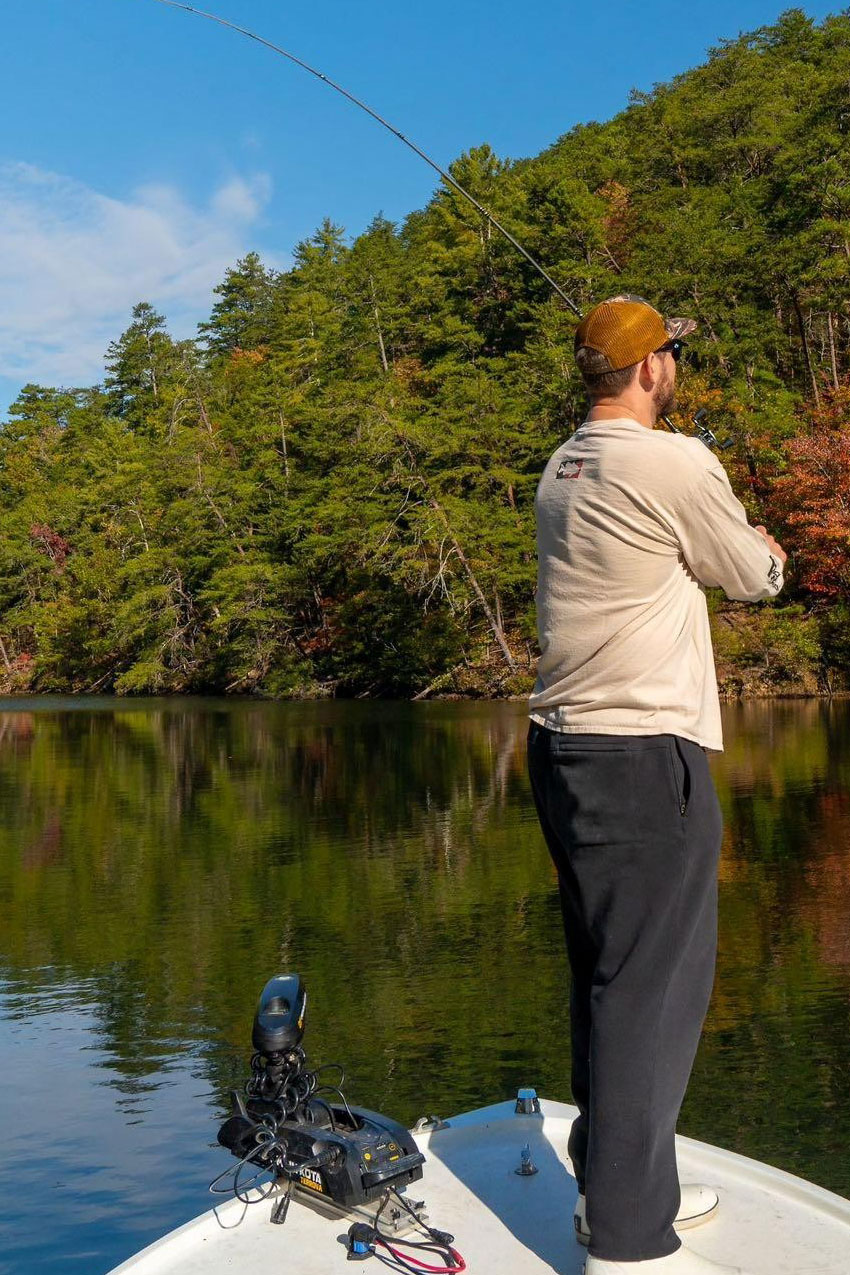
[216,975,425,1221]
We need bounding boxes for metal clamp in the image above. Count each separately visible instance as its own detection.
[412,1114,449,1132]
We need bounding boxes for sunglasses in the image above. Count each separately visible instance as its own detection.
[656,339,684,362]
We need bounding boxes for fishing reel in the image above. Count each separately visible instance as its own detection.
[661,407,734,452]
[215,974,425,1216]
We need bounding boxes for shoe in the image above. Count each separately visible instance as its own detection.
[575,1185,719,1246]
[585,1245,751,1274]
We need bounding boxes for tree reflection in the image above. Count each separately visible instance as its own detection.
[0,699,848,1195]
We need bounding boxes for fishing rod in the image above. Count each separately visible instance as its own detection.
[150,0,579,316]
[149,1,728,450]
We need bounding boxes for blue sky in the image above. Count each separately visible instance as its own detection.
[0,1,841,412]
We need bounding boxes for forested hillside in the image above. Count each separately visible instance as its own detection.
[1,8,849,698]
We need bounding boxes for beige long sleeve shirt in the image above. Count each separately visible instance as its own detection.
[528,417,784,752]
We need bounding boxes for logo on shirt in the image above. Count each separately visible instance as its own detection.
[556,458,584,480]
[767,556,781,591]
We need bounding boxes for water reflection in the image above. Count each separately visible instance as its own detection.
[0,698,849,1273]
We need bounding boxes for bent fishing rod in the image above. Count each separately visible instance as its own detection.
[151,0,577,314]
[149,0,727,449]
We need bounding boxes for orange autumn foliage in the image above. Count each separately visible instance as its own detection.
[598,180,634,269]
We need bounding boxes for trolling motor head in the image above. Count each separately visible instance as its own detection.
[239,973,309,1107]
[252,974,307,1057]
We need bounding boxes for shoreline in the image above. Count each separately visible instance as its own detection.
[0,687,847,704]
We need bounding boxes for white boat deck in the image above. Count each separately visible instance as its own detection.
[109,1098,850,1274]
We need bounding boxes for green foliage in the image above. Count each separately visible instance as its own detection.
[198,252,276,358]
[2,10,849,697]
[819,604,850,682]
[713,602,823,693]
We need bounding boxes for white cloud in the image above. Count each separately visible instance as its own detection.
[0,163,280,392]
[212,174,272,222]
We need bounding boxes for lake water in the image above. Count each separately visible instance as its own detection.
[1,697,849,1273]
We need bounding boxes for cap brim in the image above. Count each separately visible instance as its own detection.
[665,316,697,339]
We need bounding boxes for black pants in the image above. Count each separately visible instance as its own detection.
[527,725,723,1261]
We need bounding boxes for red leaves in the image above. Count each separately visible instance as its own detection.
[29,524,71,568]
[768,386,850,599]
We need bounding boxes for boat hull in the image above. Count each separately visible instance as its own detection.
[108,1098,850,1273]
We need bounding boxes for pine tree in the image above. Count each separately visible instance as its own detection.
[199,251,275,357]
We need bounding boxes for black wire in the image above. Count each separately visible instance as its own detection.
[246,1046,320,1116]
[372,1241,432,1275]
[209,1139,279,1200]
[390,1188,421,1219]
[312,1061,347,1087]
[373,1189,391,1231]
[387,1239,455,1254]
[369,1189,461,1271]
[390,1187,450,1244]
[379,1230,460,1259]
[306,1095,337,1130]
[233,1156,278,1204]
[375,1236,461,1274]
[374,1188,436,1246]
[314,1082,356,1126]
[372,1252,423,1275]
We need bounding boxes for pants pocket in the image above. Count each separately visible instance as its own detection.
[667,737,692,816]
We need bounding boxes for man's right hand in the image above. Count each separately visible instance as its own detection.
[755,525,788,564]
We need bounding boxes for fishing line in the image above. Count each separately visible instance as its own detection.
[148,1,729,448]
[149,0,580,315]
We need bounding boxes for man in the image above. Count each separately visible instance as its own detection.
[527,295,786,1275]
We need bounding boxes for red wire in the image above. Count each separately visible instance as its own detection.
[382,1241,466,1273]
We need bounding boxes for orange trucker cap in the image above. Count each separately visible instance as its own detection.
[575,294,697,372]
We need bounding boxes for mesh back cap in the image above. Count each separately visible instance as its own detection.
[575,294,697,373]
